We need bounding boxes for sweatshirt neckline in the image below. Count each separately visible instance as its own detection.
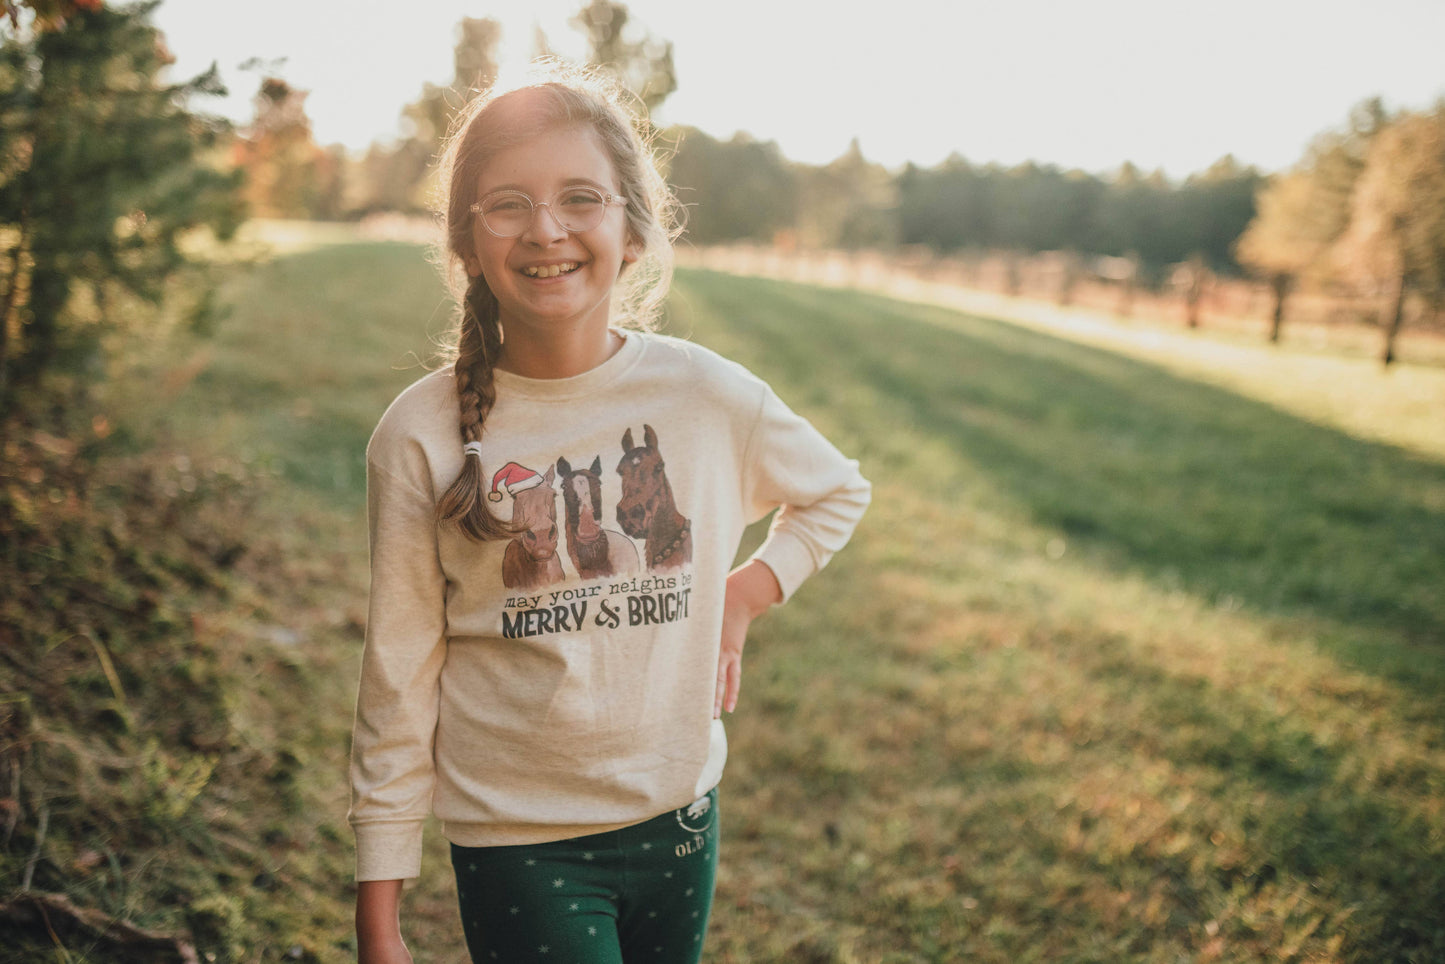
[491,329,645,401]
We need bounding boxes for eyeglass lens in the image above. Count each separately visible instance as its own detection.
[479,188,608,237]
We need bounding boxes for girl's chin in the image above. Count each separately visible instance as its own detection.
[498,303,615,336]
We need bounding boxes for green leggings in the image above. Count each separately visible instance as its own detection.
[451,788,719,964]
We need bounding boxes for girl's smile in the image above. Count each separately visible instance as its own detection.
[519,261,581,278]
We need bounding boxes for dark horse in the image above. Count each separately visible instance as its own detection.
[557,455,639,580]
[616,425,692,572]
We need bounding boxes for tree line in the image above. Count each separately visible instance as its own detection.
[670,132,1262,274]
[4,0,1445,414]
[225,4,1445,363]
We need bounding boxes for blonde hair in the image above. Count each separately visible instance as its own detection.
[432,60,681,541]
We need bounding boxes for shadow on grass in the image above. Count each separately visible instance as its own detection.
[1073,628,1443,960]
[675,271,1445,700]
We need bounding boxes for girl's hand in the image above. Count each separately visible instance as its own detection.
[356,880,412,964]
[715,561,782,718]
[358,932,412,964]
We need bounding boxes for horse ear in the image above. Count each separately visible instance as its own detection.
[590,455,602,475]
[643,424,658,450]
[557,456,571,476]
[622,428,634,451]
[543,465,554,485]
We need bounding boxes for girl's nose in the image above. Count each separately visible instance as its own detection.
[520,202,568,244]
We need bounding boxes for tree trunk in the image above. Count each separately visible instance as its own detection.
[1183,256,1206,329]
[1381,270,1407,367]
[1003,251,1021,297]
[1185,280,1202,329]
[1057,252,1078,307]
[0,209,31,407]
[1268,274,1290,344]
[1116,253,1140,318]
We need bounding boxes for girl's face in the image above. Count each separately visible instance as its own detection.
[465,123,641,344]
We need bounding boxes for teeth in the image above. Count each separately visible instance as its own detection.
[523,262,579,278]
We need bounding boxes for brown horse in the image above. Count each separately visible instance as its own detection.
[557,455,639,580]
[502,465,565,590]
[616,425,692,572]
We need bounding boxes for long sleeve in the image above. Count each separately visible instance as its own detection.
[742,383,871,602]
[347,456,449,882]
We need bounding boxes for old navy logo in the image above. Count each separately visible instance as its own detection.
[675,794,714,834]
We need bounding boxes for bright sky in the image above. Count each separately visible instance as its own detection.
[151,0,1445,178]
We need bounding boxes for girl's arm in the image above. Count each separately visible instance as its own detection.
[718,379,871,715]
[741,381,871,606]
[356,879,412,964]
[349,452,449,883]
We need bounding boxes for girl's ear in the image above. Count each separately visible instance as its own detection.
[465,256,483,277]
[622,233,643,265]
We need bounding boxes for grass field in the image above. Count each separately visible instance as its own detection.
[115,232,1445,963]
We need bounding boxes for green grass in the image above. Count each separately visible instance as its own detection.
[668,271,1445,962]
[70,238,1445,962]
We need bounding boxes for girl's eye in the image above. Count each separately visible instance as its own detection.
[559,190,603,208]
[485,195,530,213]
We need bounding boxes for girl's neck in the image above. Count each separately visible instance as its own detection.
[496,325,624,380]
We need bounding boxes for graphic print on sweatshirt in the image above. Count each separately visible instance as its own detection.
[556,454,639,579]
[491,463,564,591]
[494,425,694,640]
[615,424,693,572]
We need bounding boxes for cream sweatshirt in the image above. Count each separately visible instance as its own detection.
[348,330,870,882]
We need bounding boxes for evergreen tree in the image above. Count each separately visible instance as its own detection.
[0,1,242,405]
[0,0,100,33]
[665,127,796,244]
[797,139,897,250]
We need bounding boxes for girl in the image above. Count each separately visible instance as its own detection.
[349,61,869,964]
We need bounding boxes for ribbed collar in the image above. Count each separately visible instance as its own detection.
[491,329,646,401]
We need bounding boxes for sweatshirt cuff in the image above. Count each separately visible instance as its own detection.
[749,529,817,604]
[353,820,426,882]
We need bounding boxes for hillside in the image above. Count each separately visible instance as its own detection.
[3,232,1443,962]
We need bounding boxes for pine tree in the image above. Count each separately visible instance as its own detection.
[0,1,243,406]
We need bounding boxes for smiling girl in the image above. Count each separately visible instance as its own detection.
[349,61,869,964]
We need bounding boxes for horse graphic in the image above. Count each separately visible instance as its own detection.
[616,425,691,572]
[499,464,565,590]
[556,455,639,580]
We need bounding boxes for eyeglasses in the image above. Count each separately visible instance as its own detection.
[469,187,627,238]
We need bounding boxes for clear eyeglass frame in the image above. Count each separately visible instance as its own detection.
[468,186,628,239]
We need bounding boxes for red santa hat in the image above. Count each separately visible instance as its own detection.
[487,462,544,503]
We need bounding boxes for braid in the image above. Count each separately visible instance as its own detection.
[435,277,514,541]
